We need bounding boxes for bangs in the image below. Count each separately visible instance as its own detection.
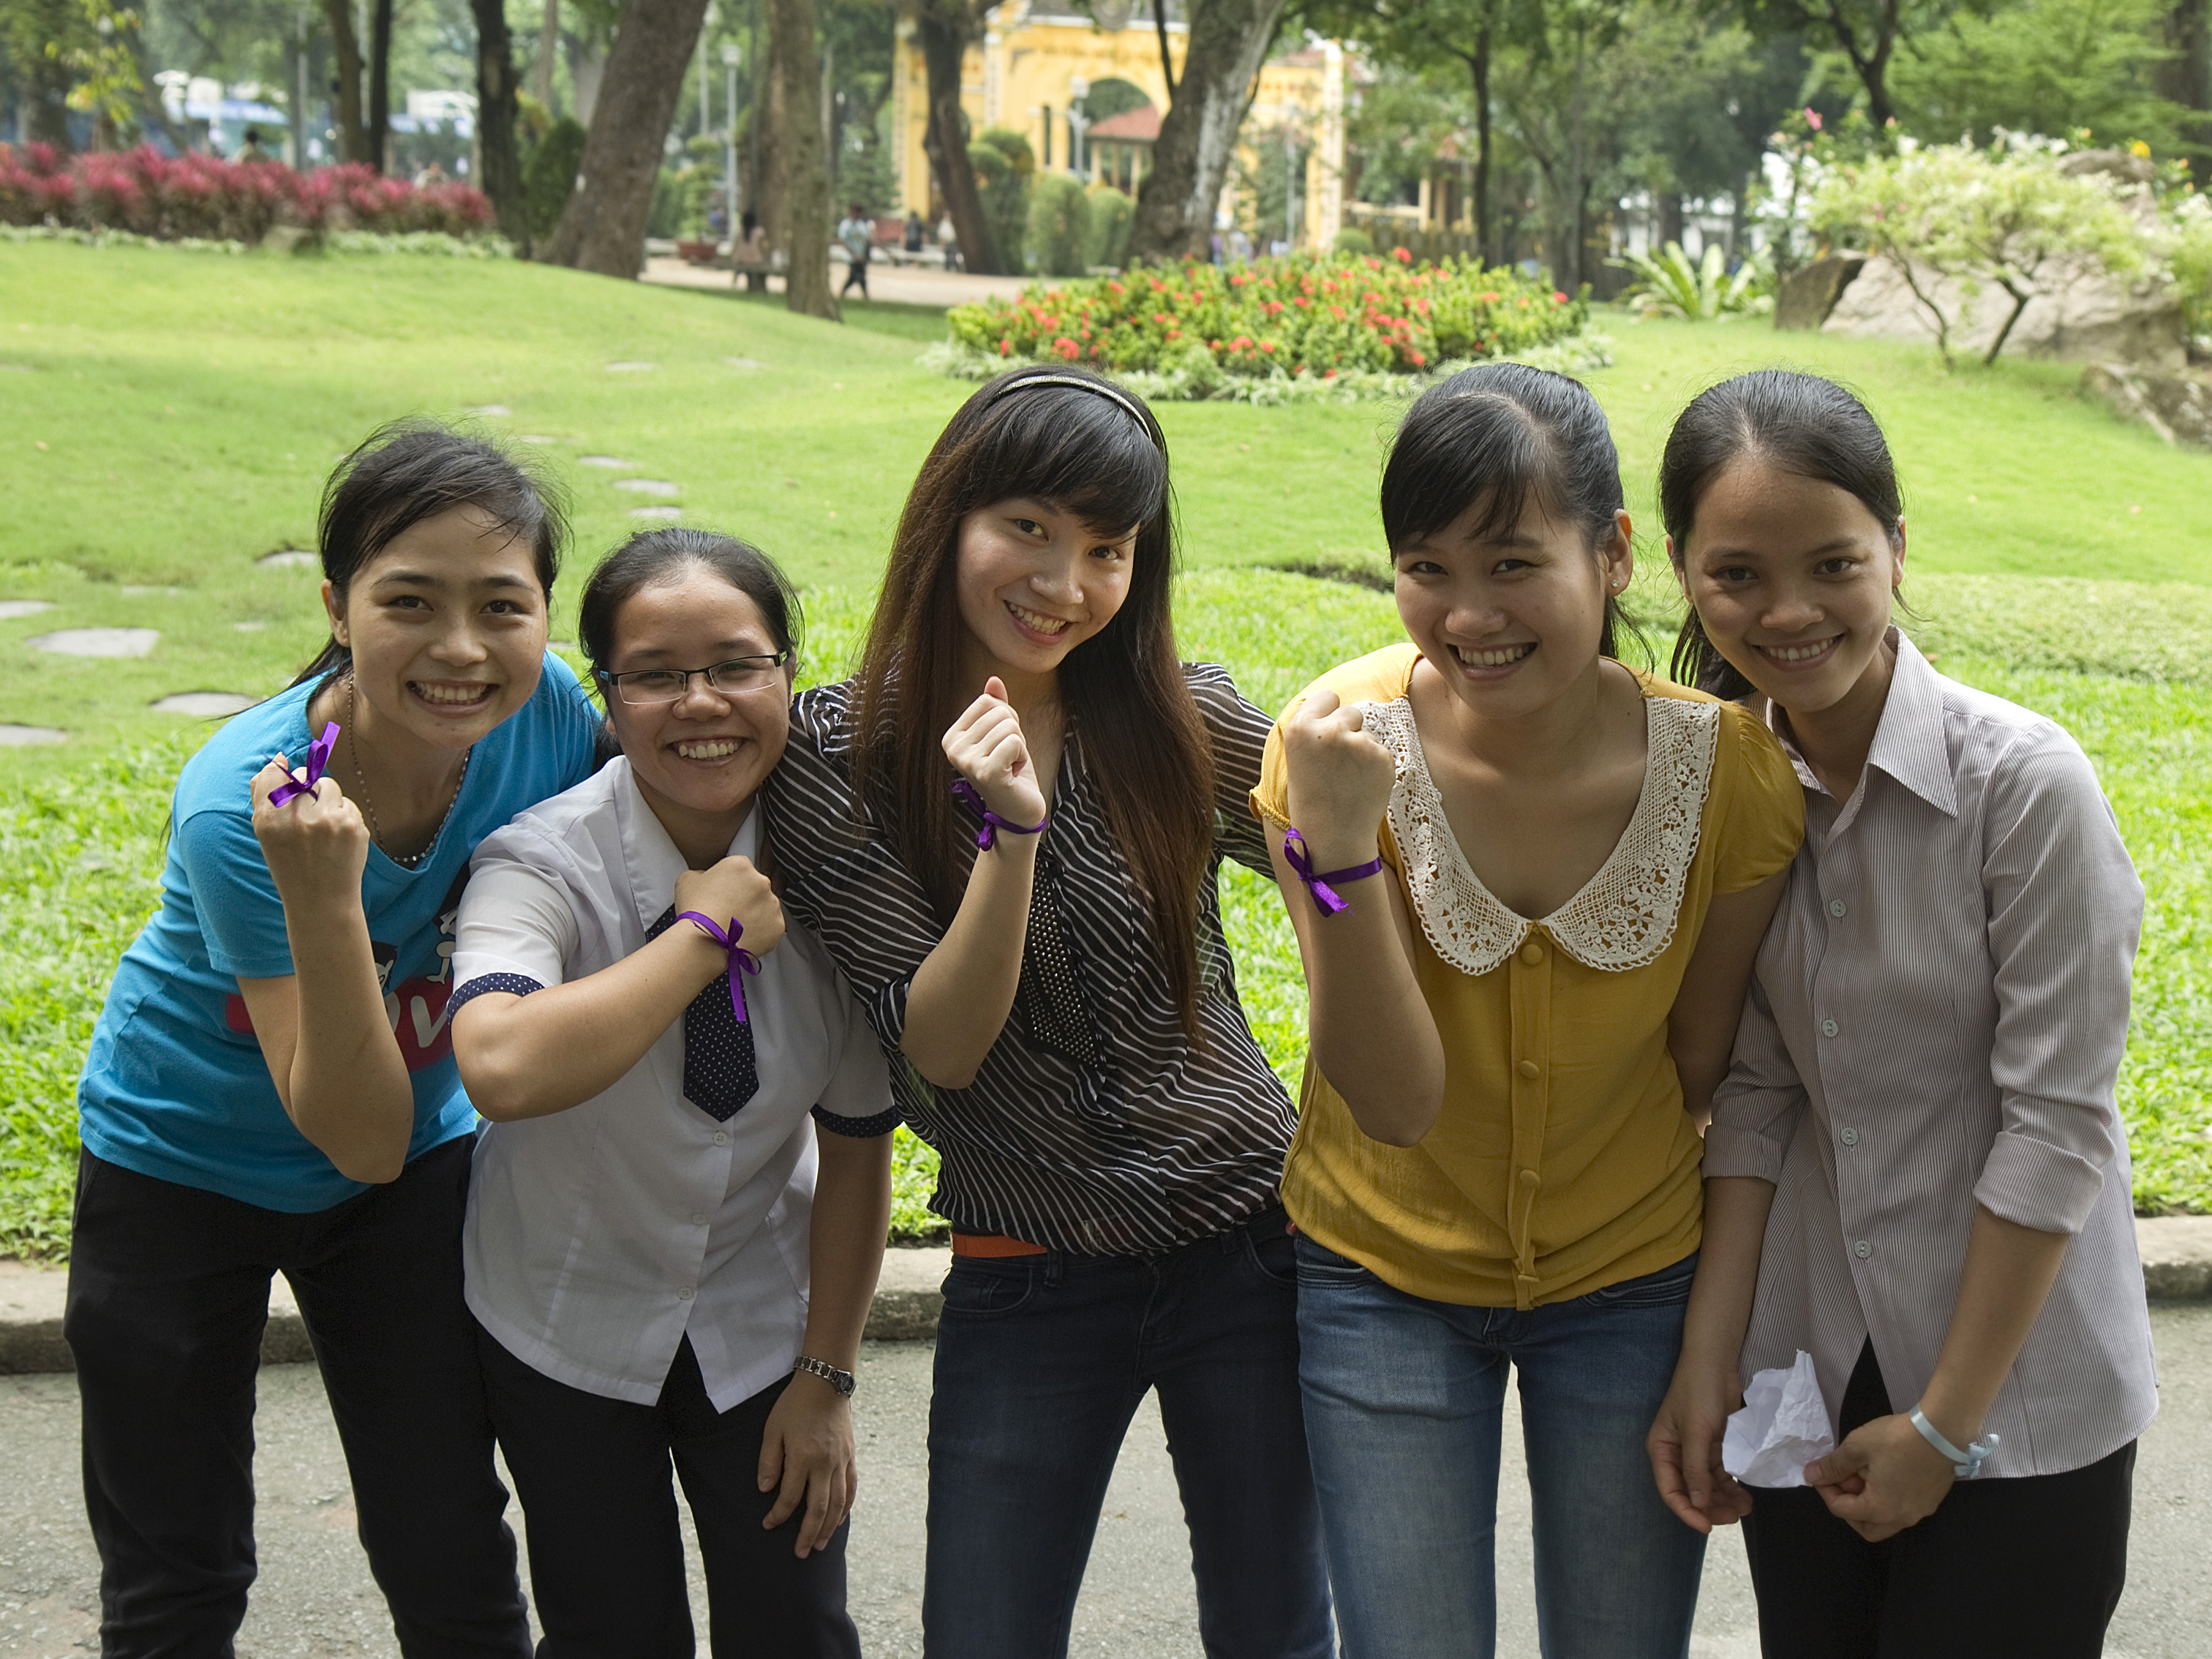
[963,383,1167,536]
[1381,387,1562,553]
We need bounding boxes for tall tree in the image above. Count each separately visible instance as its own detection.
[906,0,1004,272]
[471,0,529,244]
[545,0,713,276]
[2156,0,2211,182]
[1725,0,1953,127]
[1127,0,1291,261]
[321,0,370,162]
[367,0,394,169]
[771,0,840,316]
[1,0,80,146]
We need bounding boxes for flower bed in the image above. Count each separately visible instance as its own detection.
[943,248,1591,394]
[0,143,494,244]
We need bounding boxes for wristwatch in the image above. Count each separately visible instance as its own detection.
[792,1355,856,1398]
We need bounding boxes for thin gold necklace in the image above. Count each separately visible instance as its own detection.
[346,673,472,870]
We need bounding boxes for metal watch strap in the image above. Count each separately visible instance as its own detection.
[792,1355,856,1397]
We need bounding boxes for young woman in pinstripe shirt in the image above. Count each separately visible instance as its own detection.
[1650,371,2155,1656]
[761,366,1331,1659]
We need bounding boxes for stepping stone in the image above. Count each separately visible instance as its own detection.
[516,435,558,444]
[28,628,158,658]
[151,691,260,716]
[257,549,317,568]
[0,724,65,745]
[605,361,655,372]
[119,584,187,595]
[0,600,54,620]
[579,456,638,469]
[725,356,767,369]
[630,507,684,521]
[468,404,512,415]
[233,621,269,632]
[614,479,680,496]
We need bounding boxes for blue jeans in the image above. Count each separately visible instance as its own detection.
[1296,1239,1706,1659]
[921,1209,1333,1659]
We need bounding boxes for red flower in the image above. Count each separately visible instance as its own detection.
[1053,337,1081,360]
[1552,290,1568,304]
[1260,341,1276,353]
[1392,247,1412,263]
[1154,312,1171,325]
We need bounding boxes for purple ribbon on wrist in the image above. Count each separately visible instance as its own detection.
[1283,827,1385,917]
[267,723,340,808]
[677,911,762,1024]
[950,778,1048,851]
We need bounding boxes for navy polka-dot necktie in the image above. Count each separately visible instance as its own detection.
[648,906,759,1121]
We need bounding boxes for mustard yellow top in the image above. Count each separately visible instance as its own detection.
[1253,645,1805,1310]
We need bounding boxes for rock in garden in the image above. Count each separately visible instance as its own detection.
[2083,362,2212,450]
[151,692,261,716]
[1775,257,1867,331]
[28,628,158,658]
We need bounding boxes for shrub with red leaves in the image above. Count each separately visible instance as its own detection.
[0,143,496,244]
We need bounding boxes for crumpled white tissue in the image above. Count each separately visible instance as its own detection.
[1721,1350,1835,1489]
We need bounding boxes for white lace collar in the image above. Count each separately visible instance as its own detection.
[1363,691,1722,976]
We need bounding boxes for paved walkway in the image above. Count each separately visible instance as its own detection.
[6,1303,2208,1657]
[639,257,1032,307]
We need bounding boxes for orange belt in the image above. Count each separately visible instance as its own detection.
[952,1231,1050,1259]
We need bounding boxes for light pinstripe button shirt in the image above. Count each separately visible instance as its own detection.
[1706,631,2157,1477]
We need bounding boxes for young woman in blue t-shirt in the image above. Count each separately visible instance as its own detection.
[67,422,599,1655]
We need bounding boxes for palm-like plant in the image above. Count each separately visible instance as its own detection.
[1611,240,1770,320]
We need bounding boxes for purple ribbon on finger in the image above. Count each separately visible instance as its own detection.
[950,778,1049,851]
[1283,827,1385,917]
[267,723,340,808]
[677,911,762,1024]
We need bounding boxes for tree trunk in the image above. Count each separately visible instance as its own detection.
[1564,19,1587,291]
[323,0,369,162]
[471,0,529,244]
[2157,0,2212,189]
[369,0,394,172]
[1472,27,1493,266]
[544,0,712,276]
[1820,0,1897,128]
[912,0,1001,273]
[533,0,560,108]
[1127,0,1289,263]
[770,0,840,318]
[1656,190,1682,249]
[756,12,788,246]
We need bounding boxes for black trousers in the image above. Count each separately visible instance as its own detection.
[839,257,868,297]
[1741,1339,2134,1658]
[64,1141,530,1659]
[478,1325,862,1659]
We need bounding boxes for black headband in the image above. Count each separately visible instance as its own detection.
[985,372,1164,449]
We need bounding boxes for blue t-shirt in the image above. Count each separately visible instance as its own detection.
[78,655,599,1212]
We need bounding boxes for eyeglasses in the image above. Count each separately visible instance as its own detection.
[598,652,791,705]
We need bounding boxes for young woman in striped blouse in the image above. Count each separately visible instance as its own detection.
[1649,371,2156,1655]
[761,365,1331,1659]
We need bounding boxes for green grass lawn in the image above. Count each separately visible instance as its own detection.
[2,239,2207,1255]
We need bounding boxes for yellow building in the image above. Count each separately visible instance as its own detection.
[890,1,1348,249]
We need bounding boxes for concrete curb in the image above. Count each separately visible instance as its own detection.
[7,1218,2210,1376]
[0,1246,952,1376]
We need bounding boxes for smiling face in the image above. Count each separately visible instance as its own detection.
[952,497,1137,685]
[1671,456,1903,717]
[326,503,549,753]
[1393,491,1633,720]
[602,571,793,840]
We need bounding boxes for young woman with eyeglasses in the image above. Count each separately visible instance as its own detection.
[448,529,897,1658]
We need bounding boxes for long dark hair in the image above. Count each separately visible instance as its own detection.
[1380,361,1641,663]
[290,420,567,688]
[849,365,1216,1033]
[1660,370,1905,698]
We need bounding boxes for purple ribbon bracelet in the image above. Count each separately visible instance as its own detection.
[677,911,762,1024]
[1283,827,1385,917]
[951,778,1048,852]
[267,722,340,808]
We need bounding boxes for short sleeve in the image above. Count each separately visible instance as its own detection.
[1704,974,1810,1184]
[1250,707,1297,832]
[1186,662,1274,876]
[1710,701,1806,895]
[452,852,580,996]
[175,806,295,980]
[811,990,900,1138]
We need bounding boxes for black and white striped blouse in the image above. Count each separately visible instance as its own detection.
[761,663,1297,1256]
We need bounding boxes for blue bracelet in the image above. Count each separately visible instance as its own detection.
[1908,1405,1999,1479]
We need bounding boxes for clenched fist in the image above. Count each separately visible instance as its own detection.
[673,854,786,960]
[942,676,1047,830]
[252,753,370,905]
[1280,689,1395,866]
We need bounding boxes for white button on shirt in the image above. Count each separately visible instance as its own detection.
[1707,632,2158,1476]
[453,759,895,1412]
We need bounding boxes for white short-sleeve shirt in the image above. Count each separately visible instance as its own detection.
[453,758,895,1412]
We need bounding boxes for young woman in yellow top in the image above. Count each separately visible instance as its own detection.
[1253,362,1805,1658]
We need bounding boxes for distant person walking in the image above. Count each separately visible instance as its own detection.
[836,203,871,301]
[905,209,927,254]
[238,128,275,165]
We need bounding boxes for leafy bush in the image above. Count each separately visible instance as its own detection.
[1086,184,1133,269]
[945,247,1589,383]
[968,127,1034,270]
[1813,140,2143,365]
[0,142,497,243]
[524,117,587,243]
[1612,240,1771,320]
[1026,172,1090,277]
[1333,227,1374,255]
